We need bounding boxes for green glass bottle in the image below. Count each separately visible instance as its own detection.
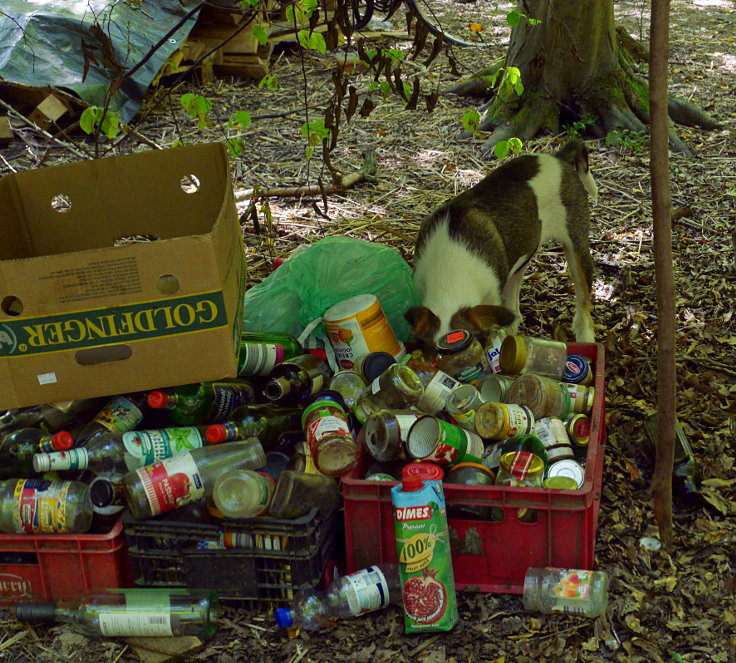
[263,354,332,405]
[238,331,303,377]
[63,393,149,447]
[14,588,219,638]
[0,428,72,480]
[0,399,104,434]
[205,403,304,451]
[147,380,257,426]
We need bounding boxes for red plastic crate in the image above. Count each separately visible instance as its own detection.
[0,519,131,605]
[342,342,606,594]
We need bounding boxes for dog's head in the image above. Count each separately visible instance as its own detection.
[556,139,598,206]
[405,305,515,354]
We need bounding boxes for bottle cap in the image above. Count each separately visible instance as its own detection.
[205,424,228,444]
[14,603,56,623]
[51,431,74,451]
[32,453,51,473]
[147,390,170,409]
[360,352,396,382]
[402,461,444,482]
[401,475,424,491]
[306,348,327,361]
[434,329,472,355]
[274,608,294,628]
[90,478,116,507]
[563,354,591,383]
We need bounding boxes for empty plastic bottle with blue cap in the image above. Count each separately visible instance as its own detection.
[274,563,400,630]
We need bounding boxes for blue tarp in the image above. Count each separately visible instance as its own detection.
[0,1,201,122]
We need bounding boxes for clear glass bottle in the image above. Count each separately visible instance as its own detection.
[445,383,485,431]
[0,428,71,479]
[121,438,266,519]
[269,469,340,519]
[353,364,424,424]
[507,374,571,419]
[435,329,490,386]
[500,335,568,380]
[238,331,303,377]
[146,381,257,426]
[263,354,333,405]
[0,479,92,533]
[523,568,609,617]
[274,564,401,630]
[14,588,220,638]
[212,469,275,518]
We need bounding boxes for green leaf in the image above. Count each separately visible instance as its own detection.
[231,110,252,129]
[309,32,327,54]
[100,112,120,139]
[507,9,521,27]
[402,82,412,102]
[253,24,269,46]
[506,67,521,85]
[306,145,315,160]
[508,137,523,153]
[226,137,246,158]
[300,0,318,17]
[258,74,278,89]
[528,17,541,25]
[494,141,510,159]
[239,0,260,7]
[514,80,524,96]
[461,108,480,132]
[379,81,391,96]
[79,107,99,135]
[285,5,295,22]
[171,138,184,148]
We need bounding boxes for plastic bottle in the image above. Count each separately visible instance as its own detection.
[269,469,340,519]
[262,354,333,405]
[205,403,304,451]
[0,479,92,533]
[61,393,149,447]
[500,335,568,379]
[238,331,303,377]
[147,381,258,426]
[274,564,401,630]
[0,428,72,479]
[353,364,424,424]
[523,567,609,617]
[121,437,266,519]
[14,588,220,638]
[0,399,104,434]
[32,425,214,477]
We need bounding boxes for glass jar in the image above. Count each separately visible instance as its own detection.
[435,329,490,387]
[500,434,549,468]
[565,413,591,459]
[534,417,575,464]
[499,335,568,380]
[474,402,535,440]
[523,567,609,617]
[353,364,424,424]
[495,451,544,487]
[352,352,397,383]
[478,373,517,403]
[301,395,357,477]
[328,370,366,410]
[444,383,485,432]
[406,354,461,415]
[563,383,595,415]
[445,462,495,520]
[507,374,571,419]
[563,354,593,385]
[363,409,420,462]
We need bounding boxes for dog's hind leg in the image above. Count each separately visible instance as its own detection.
[562,238,595,342]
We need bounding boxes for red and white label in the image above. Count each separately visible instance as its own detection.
[136,453,203,516]
[395,505,432,521]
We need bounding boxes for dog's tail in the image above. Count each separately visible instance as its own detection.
[556,139,598,206]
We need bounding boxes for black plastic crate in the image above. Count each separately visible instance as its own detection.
[123,506,336,607]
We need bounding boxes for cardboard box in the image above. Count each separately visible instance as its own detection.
[0,143,246,409]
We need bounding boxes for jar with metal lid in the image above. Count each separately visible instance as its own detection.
[563,383,595,415]
[363,409,421,462]
[500,434,549,468]
[478,373,517,403]
[406,416,484,466]
[329,370,366,409]
[445,462,495,520]
[534,417,575,464]
[301,395,357,477]
[564,413,591,458]
[352,352,397,383]
[499,335,568,380]
[445,383,485,432]
[543,475,579,490]
[353,364,424,424]
[435,329,491,387]
[474,402,535,440]
[563,354,593,385]
[545,457,585,488]
[495,451,544,487]
[507,374,571,419]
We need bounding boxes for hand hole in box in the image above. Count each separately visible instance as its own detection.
[1,296,23,316]
[156,274,180,295]
[180,174,201,194]
[51,193,72,213]
[75,345,132,366]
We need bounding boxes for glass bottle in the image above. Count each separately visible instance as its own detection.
[33,426,211,477]
[353,364,424,424]
[444,383,485,432]
[14,588,220,638]
[147,380,257,426]
[205,403,304,451]
[0,479,92,533]
[507,374,571,419]
[238,331,303,377]
[0,428,72,480]
[211,468,276,518]
[61,393,149,447]
[274,564,401,630]
[88,475,126,533]
[262,354,333,405]
[363,409,420,462]
[121,437,266,519]
[269,469,340,519]
[435,329,491,386]
[499,335,568,380]
[0,399,104,434]
[523,568,608,617]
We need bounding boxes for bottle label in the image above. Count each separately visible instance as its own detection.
[98,612,173,637]
[123,428,204,466]
[239,343,285,376]
[12,479,70,533]
[395,414,421,440]
[136,452,204,516]
[506,405,534,438]
[307,415,351,447]
[208,384,255,423]
[550,569,593,614]
[418,371,459,413]
[454,362,485,385]
[95,396,144,433]
[485,333,505,374]
[43,448,89,471]
[344,566,392,615]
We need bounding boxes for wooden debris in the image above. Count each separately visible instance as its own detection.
[0,116,13,147]
[123,636,203,663]
[27,92,73,130]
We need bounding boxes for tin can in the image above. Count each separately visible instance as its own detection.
[563,383,595,415]
[534,417,575,463]
[563,354,593,385]
[495,451,544,487]
[406,417,484,466]
[545,457,585,488]
[363,409,420,462]
[474,402,535,440]
[477,373,516,403]
[565,413,591,448]
[402,461,445,482]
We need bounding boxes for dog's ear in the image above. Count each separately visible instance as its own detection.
[452,305,515,342]
[405,306,440,351]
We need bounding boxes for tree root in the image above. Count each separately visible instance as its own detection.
[667,96,722,130]
[442,58,505,97]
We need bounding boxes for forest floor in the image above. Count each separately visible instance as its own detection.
[0,0,735,662]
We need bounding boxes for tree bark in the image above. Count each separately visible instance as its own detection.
[649,0,675,550]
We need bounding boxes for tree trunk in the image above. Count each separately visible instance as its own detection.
[649,0,675,550]
[473,0,719,154]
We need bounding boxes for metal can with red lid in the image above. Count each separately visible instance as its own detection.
[565,413,591,449]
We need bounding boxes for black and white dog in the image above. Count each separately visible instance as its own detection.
[405,140,598,349]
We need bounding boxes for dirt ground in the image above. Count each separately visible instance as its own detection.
[1,0,735,661]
